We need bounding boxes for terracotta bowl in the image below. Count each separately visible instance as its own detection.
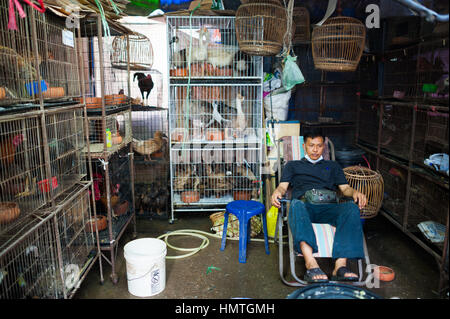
[170,68,187,77]
[181,191,200,203]
[75,97,102,109]
[0,202,20,224]
[374,265,395,282]
[206,129,224,141]
[105,94,127,105]
[85,215,107,232]
[0,87,6,100]
[214,67,233,77]
[113,200,129,217]
[42,87,65,99]
[233,190,252,201]
[112,134,123,145]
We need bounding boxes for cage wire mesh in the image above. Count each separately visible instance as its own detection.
[0,4,38,106]
[77,18,131,109]
[90,149,133,245]
[34,10,81,101]
[357,100,379,148]
[132,108,169,218]
[0,183,96,299]
[45,107,87,200]
[1,114,48,236]
[167,16,263,79]
[85,108,132,157]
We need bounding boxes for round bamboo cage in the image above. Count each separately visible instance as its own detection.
[235,0,287,56]
[293,6,310,43]
[111,33,154,71]
[343,166,384,219]
[311,16,366,72]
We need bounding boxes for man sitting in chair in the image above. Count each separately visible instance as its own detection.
[271,131,367,283]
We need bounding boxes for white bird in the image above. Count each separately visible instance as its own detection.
[206,101,231,127]
[173,27,209,67]
[232,93,246,136]
[207,45,239,68]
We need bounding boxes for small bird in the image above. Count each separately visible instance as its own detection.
[133,131,167,161]
[206,101,232,128]
[233,51,253,76]
[133,72,154,105]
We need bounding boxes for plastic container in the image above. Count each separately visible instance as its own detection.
[124,238,167,297]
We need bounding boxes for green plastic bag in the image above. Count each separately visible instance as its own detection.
[282,55,305,90]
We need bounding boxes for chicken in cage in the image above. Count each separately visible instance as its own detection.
[168,16,262,79]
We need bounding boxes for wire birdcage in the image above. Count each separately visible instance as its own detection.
[293,6,310,43]
[343,166,384,219]
[235,0,287,56]
[311,16,366,72]
[111,33,154,71]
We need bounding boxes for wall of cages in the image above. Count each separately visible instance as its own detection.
[0,182,96,299]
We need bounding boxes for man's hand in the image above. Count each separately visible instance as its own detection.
[352,190,367,210]
[271,182,289,208]
[271,190,283,208]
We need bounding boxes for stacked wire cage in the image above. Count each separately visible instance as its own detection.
[0,182,96,299]
[167,16,264,222]
[0,7,102,298]
[77,15,136,284]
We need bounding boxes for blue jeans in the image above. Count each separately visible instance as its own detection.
[288,199,365,259]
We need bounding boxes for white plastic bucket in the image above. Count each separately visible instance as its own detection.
[123,238,167,297]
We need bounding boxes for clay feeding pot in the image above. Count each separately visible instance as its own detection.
[170,68,187,77]
[206,129,224,141]
[214,67,233,76]
[111,134,123,145]
[105,94,127,105]
[373,266,395,282]
[85,215,107,232]
[75,97,102,109]
[0,87,6,100]
[233,190,252,201]
[181,191,200,203]
[42,87,65,99]
[0,202,20,224]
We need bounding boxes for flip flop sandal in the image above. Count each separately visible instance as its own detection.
[331,266,359,282]
[304,267,329,283]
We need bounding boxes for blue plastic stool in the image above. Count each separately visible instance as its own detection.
[220,200,270,263]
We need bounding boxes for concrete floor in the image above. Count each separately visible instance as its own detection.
[74,211,445,299]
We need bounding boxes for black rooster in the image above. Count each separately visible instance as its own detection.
[133,72,154,105]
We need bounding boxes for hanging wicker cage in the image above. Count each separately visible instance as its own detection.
[235,0,288,56]
[311,16,366,72]
[293,6,310,43]
[111,33,154,71]
[343,166,384,219]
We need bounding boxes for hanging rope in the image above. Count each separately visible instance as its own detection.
[94,0,111,39]
[279,0,295,59]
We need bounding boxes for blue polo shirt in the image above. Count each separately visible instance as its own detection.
[280,158,349,200]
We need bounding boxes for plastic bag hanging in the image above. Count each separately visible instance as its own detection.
[282,55,305,91]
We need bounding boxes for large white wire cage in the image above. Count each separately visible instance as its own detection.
[0,182,96,299]
[0,5,81,107]
[167,16,263,79]
[167,16,264,221]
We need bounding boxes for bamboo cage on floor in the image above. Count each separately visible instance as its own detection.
[343,166,384,219]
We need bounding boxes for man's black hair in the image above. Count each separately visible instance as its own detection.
[303,129,325,142]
